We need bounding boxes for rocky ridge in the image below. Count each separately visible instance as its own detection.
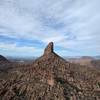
[0,42,100,100]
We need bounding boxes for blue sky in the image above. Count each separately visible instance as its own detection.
[0,0,100,57]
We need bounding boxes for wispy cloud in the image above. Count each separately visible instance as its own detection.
[0,42,43,57]
[0,0,100,56]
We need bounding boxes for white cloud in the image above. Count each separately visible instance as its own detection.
[0,43,35,52]
[0,0,100,56]
[0,42,43,57]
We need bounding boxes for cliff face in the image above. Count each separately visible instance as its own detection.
[0,42,100,100]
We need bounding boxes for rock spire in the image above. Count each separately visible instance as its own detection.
[44,42,54,55]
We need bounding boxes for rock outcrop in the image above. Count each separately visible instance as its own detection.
[44,42,54,55]
[0,42,100,100]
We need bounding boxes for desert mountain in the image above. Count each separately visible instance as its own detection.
[0,42,100,100]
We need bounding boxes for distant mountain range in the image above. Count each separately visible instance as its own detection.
[64,55,100,59]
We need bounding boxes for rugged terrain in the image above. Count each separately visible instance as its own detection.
[0,42,100,100]
[90,60,100,69]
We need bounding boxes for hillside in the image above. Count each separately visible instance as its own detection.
[0,55,9,64]
[0,42,100,100]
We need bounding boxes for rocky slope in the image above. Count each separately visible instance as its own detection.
[0,42,100,100]
[0,55,9,64]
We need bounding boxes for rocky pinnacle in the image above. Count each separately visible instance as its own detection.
[44,42,54,55]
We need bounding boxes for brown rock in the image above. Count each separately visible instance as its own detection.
[0,42,100,100]
[44,42,54,55]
